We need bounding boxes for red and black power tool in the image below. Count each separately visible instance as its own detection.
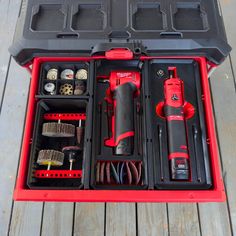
[105,71,141,156]
[163,67,190,180]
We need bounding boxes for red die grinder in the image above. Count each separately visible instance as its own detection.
[105,71,141,155]
[163,67,190,180]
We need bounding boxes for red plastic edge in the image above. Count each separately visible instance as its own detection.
[34,170,82,179]
[14,56,225,202]
[44,113,86,121]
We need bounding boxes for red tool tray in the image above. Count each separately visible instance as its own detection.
[10,0,231,202]
[13,55,225,202]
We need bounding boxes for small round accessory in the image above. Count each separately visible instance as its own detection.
[74,80,86,95]
[60,69,74,80]
[37,150,64,170]
[42,122,75,137]
[59,83,73,95]
[62,146,82,170]
[44,82,56,95]
[46,69,58,80]
[75,69,88,80]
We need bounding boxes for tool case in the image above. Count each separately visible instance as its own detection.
[9,0,231,202]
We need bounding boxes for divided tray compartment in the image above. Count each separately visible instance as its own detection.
[171,2,209,31]
[31,4,67,32]
[132,2,167,31]
[145,59,212,190]
[38,61,91,98]
[71,3,106,31]
[90,59,148,190]
[27,99,89,189]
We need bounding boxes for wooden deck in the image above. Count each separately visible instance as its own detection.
[0,0,235,235]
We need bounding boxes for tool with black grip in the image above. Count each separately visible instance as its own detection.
[163,67,190,180]
[104,71,141,155]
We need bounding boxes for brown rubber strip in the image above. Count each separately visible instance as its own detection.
[137,162,142,184]
[126,161,132,185]
[100,162,105,184]
[129,161,139,185]
[106,162,111,184]
[96,162,100,183]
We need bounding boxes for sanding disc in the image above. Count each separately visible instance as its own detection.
[75,69,88,80]
[44,82,56,94]
[37,150,64,166]
[61,69,74,80]
[74,80,86,95]
[46,69,58,80]
[42,122,75,137]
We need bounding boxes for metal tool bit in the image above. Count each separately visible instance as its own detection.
[62,146,82,171]
[76,119,84,145]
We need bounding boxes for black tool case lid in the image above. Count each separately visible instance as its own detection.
[10,0,231,66]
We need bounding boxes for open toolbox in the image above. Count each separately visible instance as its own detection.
[9,0,231,202]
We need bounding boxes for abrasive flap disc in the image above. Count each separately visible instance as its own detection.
[42,122,75,137]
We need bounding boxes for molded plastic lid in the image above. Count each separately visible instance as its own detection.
[9,0,231,65]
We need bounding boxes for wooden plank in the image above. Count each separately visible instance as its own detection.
[0,0,22,104]
[41,203,74,236]
[220,0,236,82]
[218,2,236,233]
[199,203,231,236]
[0,59,30,236]
[168,204,200,236]
[8,202,42,236]
[137,203,168,236]
[106,203,136,236]
[74,203,105,236]
[198,58,235,235]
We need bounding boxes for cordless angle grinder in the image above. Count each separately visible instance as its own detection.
[163,67,190,180]
[104,71,141,155]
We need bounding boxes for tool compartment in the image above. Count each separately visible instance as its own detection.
[38,62,90,97]
[9,0,231,202]
[146,59,211,189]
[91,60,148,189]
[27,99,87,189]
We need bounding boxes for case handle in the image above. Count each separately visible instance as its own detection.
[57,33,79,38]
[160,32,183,38]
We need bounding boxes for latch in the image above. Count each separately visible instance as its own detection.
[105,48,134,60]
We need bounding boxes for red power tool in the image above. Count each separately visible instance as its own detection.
[105,71,141,155]
[163,67,190,180]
